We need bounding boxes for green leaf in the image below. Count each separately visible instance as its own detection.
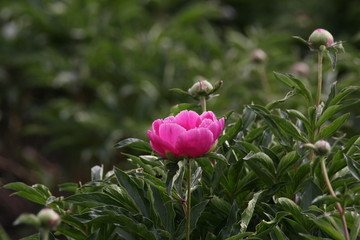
[151,186,175,234]
[204,152,229,164]
[255,212,288,238]
[316,113,350,140]
[244,152,275,186]
[286,109,311,133]
[14,214,40,227]
[0,224,10,240]
[326,47,337,70]
[123,153,155,175]
[165,160,184,196]
[20,233,40,240]
[312,216,343,240]
[292,36,309,46]
[218,116,242,145]
[66,192,121,206]
[114,138,152,153]
[273,72,294,88]
[59,183,78,193]
[315,105,343,128]
[114,168,151,218]
[169,88,191,95]
[277,151,300,177]
[277,197,310,228]
[170,103,198,115]
[240,191,263,232]
[271,116,307,142]
[175,200,209,239]
[3,182,50,205]
[56,224,87,240]
[344,154,360,181]
[329,86,359,106]
[210,196,232,216]
[266,90,296,110]
[225,232,253,240]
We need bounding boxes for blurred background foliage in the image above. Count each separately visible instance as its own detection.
[0,0,360,237]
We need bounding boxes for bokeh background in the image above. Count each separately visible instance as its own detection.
[1,0,360,238]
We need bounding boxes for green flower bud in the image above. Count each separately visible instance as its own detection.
[37,208,60,229]
[188,80,213,97]
[308,29,334,49]
[314,140,331,156]
[251,48,267,63]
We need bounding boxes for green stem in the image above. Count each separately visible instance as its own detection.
[258,64,271,101]
[316,50,323,106]
[320,157,349,240]
[42,229,49,240]
[186,159,192,240]
[200,96,207,112]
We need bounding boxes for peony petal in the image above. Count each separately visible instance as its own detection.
[147,130,177,158]
[175,128,214,158]
[199,119,213,128]
[200,111,217,121]
[174,110,201,130]
[159,123,186,147]
[152,119,163,135]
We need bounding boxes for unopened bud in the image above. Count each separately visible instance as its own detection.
[314,140,331,156]
[37,208,60,229]
[308,29,334,49]
[292,62,310,76]
[251,48,267,63]
[188,80,213,97]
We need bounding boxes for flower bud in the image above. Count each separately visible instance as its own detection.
[251,48,267,63]
[188,80,213,97]
[314,140,331,156]
[308,29,334,49]
[292,62,310,76]
[37,208,60,229]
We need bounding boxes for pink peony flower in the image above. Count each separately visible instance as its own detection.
[147,110,225,158]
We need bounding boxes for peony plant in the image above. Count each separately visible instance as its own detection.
[3,30,360,240]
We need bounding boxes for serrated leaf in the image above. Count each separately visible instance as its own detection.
[114,138,152,153]
[316,113,349,140]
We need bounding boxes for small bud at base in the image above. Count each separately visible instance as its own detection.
[314,140,331,156]
[292,62,310,76]
[188,80,213,97]
[37,208,61,229]
[308,28,334,50]
[251,48,267,63]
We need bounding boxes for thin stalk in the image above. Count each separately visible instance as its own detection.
[320,157,349,240]
[200,96,207,112]
[186,159,192,240]
[258,64,271,101]
[316,51,324,106]
[42,229,49,240]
